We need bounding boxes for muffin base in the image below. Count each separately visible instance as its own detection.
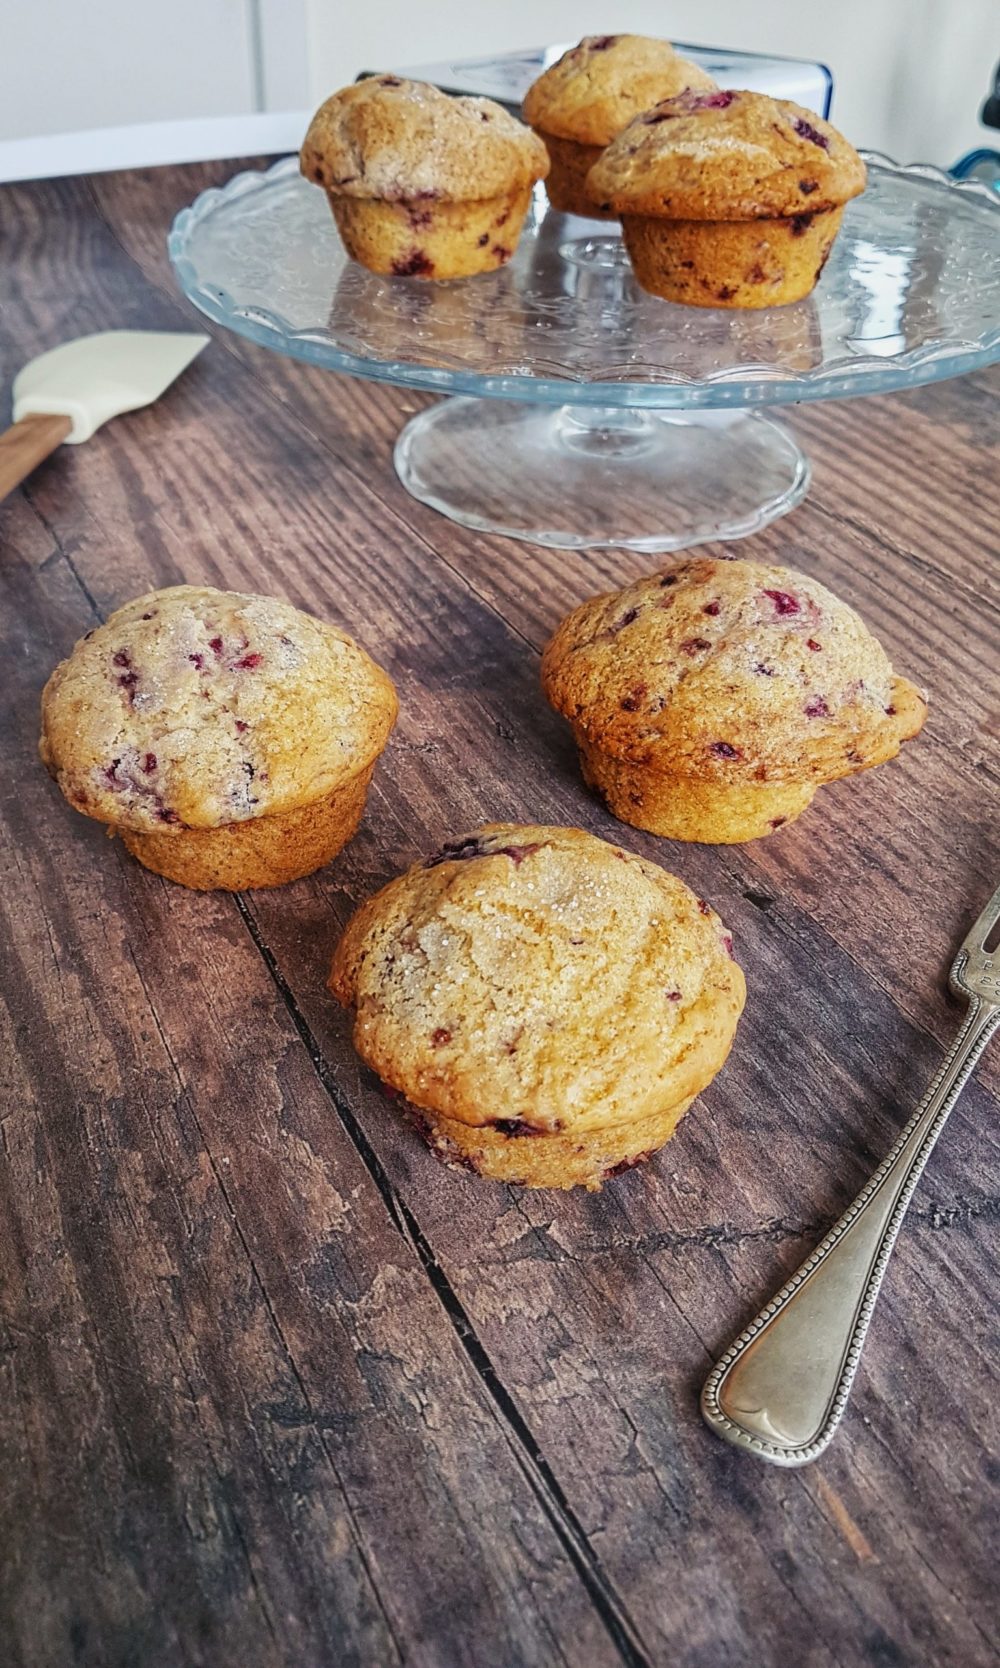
[579,740,816,842]
[538,132,615,219]
[118,766,374,890]
[416,1094,696,1191]
[328,188,533,279]
[620,206,844,308]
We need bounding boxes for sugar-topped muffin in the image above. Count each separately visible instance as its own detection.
[541,558,926,843]
[523,34,715,218]
[587,89,866,306]
[301,76,549,279]
[329,823,745,1190]
[40,585,398,889]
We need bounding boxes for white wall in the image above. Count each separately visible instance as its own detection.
[2,0,308,141]
[1,0,994,168]
[305,0,996,166]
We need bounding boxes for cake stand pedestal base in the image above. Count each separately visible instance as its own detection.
[394,398,810,552]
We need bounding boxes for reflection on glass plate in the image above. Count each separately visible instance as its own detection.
[169,155,1000,410]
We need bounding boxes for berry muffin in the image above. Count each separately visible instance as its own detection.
[522,34,716,219]
[587,89,866,306]
[40,585,398,890]
[329,823,745,1191]
[300,77,549,279]
[541,558,926,844]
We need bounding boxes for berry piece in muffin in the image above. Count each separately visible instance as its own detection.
[522,34,716,219]
[329,824,745,1190]
[586,89,866,306]
[40,585,398,890]
[300,77,549,279]
[541,558,926,843]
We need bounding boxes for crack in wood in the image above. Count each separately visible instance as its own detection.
[122,914,405,1662]
[496,1197,1000,1267]
[233,895,654,1668]
[21,480,103,625]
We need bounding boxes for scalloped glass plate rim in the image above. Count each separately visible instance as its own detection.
[168,152,1000,411]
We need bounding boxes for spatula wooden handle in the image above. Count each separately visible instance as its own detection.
[0,413,73,502]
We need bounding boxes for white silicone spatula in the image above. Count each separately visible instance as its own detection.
[0,330,209,502]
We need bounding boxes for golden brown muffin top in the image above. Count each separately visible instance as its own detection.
[587,89,866,218]
[40,585,398,833]
[301,77,549,202]
[522,34,716,147]
[330,824,744,1136]
[541,558,926,786]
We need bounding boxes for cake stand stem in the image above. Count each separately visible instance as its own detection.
[394,398,811,553]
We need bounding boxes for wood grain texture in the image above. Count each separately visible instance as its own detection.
[0,160,998,1668]
[0,412,73,501]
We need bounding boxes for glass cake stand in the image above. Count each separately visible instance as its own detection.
[169,156,1000,551]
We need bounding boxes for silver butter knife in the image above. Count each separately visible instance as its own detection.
[702,880,1000,1466]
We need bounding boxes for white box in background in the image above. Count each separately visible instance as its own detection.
[391,43,833,119]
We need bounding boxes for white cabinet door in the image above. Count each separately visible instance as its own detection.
[3,0,303,141]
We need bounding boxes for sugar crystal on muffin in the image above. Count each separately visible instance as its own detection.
[40,584,398,889]
[330,823,745,1189]
[301,77,548,279]
[586,89,866,306]
[541,557,926,843]
[522,35,716,219]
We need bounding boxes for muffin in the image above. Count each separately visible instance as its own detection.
[587,89,866,306]
[40,585,398,890]
[522,34,716,218]
[329,823,745,1190]
[300,76,549,279]
[541,557,926,844]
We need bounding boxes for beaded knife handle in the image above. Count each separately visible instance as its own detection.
[701,880,1000,1467]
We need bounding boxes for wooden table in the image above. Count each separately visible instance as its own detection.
[1,159,998,1668]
